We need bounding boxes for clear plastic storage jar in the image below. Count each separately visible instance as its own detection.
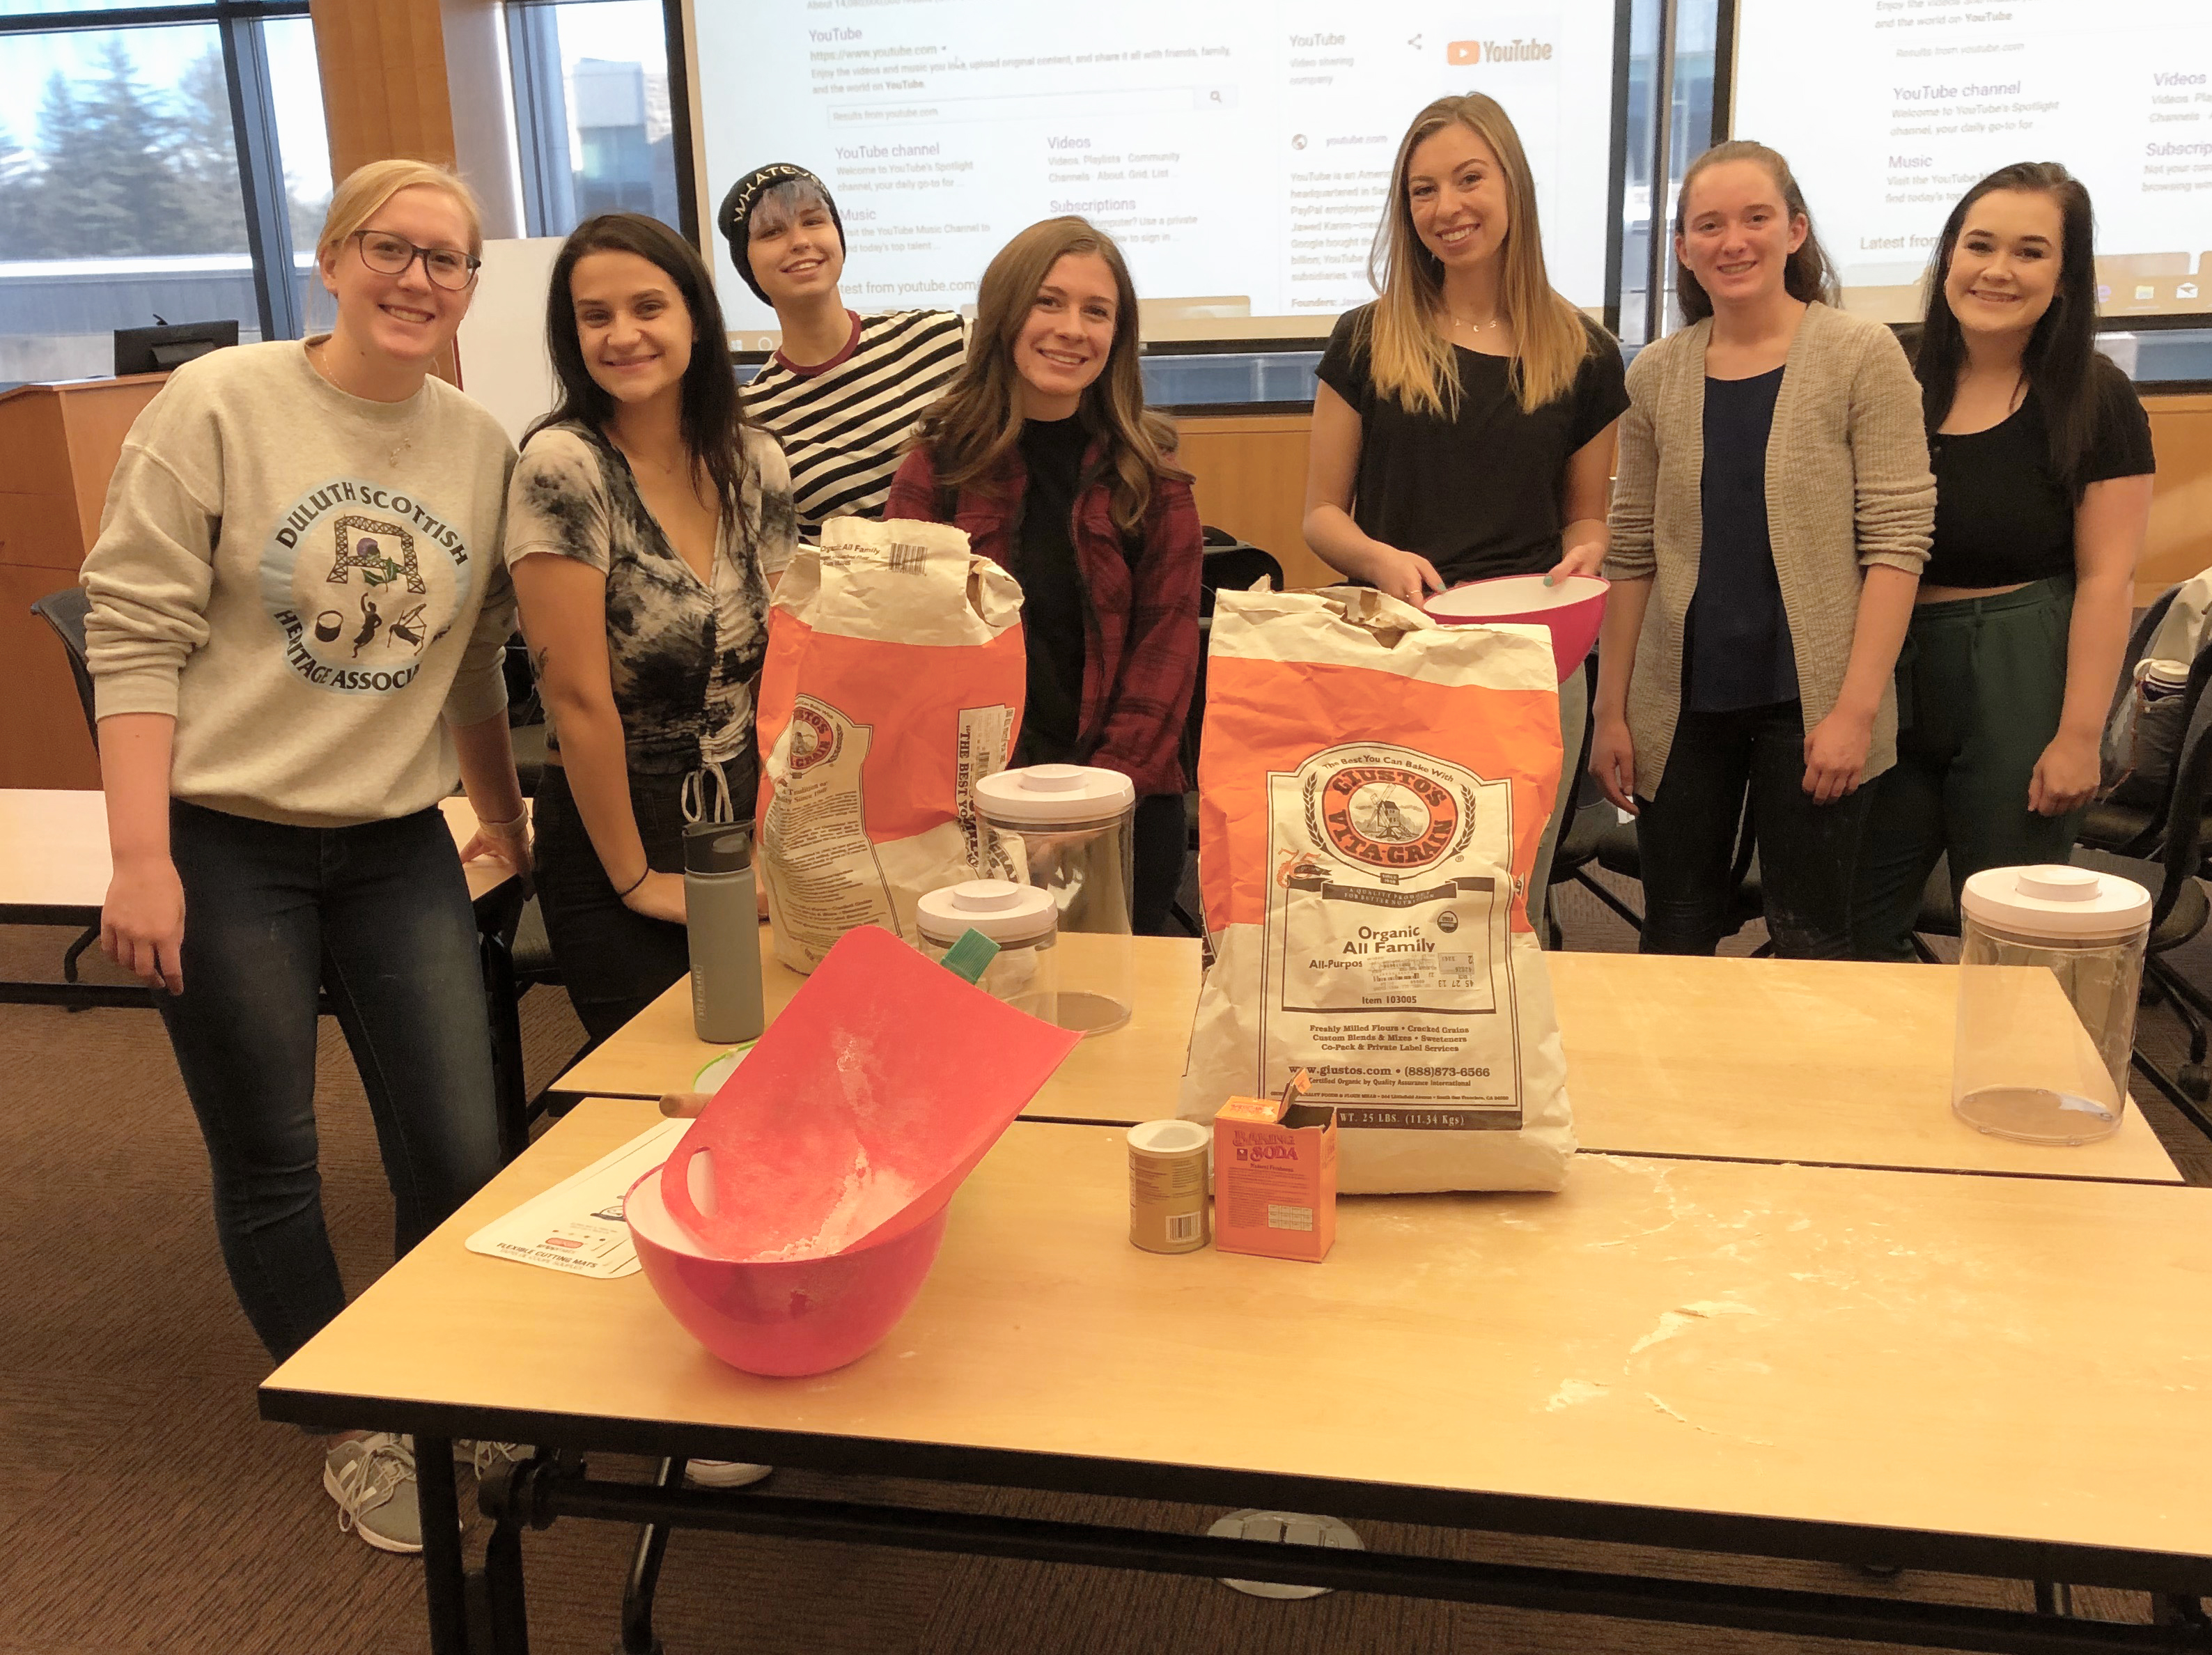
[1953,864,2151,1145]
[974,763,1137,1036]
[915,880,1058,1021]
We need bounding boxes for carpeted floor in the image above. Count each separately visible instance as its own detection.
[1,874,2202,1654]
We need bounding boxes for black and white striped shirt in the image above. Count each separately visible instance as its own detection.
[743,309,966,544]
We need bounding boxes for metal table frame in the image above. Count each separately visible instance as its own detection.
[257,1384,2212,1655]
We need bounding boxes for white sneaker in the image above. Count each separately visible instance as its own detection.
[323,1433,423,1554]
[685,1460,774,1489]
[456,1440,533,1478]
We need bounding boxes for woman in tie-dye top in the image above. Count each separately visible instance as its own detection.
[505,212,797,1042]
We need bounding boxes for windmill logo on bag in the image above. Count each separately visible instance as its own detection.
[1307,758,1480,872]
[788,703,840,772]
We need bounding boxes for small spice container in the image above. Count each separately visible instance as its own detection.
[1128,1119,1210,1254]
[974,764,1137,1035]
[915,880,1059,1020]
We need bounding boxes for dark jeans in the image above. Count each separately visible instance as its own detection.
[1635,700,1876,958]
[531,763,699,1045]
[1132,792,1189,936]
[161,800,501,1364]
[1853,579,2080,961]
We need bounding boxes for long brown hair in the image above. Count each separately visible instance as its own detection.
[1364,93,1596,419]
[1674,141,1839,324]
[529,213,755,530]
[911,217,1184,534]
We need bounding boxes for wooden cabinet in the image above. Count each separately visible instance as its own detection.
[0,374,167,789]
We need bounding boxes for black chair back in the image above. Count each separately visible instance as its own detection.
[30,588,98,743]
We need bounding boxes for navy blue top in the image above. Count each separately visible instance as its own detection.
[1686,367,1797,713]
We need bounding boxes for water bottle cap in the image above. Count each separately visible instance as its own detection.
[683,822,752,875]
[974,763,1137,824]
[1959,864,2151,940]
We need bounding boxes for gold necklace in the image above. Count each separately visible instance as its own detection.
[1446,309,1502,334]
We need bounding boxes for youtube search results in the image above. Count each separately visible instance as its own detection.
[691,1,1623,345]
[1733,0,2212,321]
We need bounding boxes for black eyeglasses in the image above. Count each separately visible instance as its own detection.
[350,230,481,291]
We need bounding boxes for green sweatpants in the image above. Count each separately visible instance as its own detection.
[1852,577,2082,962]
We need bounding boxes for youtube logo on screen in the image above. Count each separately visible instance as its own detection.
[1449,40,1481,63]
[1448,37,1555,65]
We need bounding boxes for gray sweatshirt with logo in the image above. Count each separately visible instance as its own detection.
[82,339,517,827]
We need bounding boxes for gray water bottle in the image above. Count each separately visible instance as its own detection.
[684,821,764,1044]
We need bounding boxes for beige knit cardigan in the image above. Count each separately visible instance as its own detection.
[1603,302,1934,798]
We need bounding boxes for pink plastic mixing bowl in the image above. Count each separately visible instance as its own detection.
[1424,573,1609,683]
[626,1170,949,1378]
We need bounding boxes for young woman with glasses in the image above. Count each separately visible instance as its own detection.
[83,160,528,1554]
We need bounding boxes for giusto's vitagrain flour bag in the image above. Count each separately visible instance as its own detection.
[755,516,1025,973]
[1177,587,1576,1193]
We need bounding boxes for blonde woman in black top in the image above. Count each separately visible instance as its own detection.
[1853,164,2153,961]
[1304,93,1627,943]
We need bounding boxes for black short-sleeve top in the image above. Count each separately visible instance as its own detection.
[504,422,797,788]
[1316,305,1630,586]
[1923,360,2154,589]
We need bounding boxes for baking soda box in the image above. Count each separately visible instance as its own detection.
[1213,1085,1337,1263]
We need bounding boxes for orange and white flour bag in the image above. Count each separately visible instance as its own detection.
[1176,587,1575,1192]
[755,516,1025,973]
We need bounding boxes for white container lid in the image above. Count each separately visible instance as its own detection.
[974,763,1137,825]
[916,879,1058,945]
[1958,864,2152,940]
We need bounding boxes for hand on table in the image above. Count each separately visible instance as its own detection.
[102,853,186,994]
[461,816,533,880]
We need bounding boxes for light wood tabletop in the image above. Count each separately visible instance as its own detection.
[556,935,2181,1183]
[0,788,522,910]
[554,928,1204,1124]
[1550,952,2182,1183]
[265,1096,2212,1572]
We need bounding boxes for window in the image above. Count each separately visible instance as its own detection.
[0,0,329,386]
[506,0,680,239]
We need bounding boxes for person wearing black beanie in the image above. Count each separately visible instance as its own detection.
[717,161,966,544]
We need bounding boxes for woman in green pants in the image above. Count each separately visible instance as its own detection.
[1852,162,2154,960]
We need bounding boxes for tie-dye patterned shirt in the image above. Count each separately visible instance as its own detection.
[504,422,798,802]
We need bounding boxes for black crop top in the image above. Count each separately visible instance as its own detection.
[1923,362,2154,589]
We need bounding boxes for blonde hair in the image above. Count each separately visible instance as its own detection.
[1365,94,1596,419]
[316,160,485,262]
[913,217,1185,535]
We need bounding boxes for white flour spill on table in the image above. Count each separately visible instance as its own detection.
[1626,1300,1759,1358]
[1544,1378,1612,1412]
[1644,1392,1775,1447]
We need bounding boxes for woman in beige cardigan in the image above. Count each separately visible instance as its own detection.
[1591,142,1933,956]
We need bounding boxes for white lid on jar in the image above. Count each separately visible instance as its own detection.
[916,879,1058,945]
[974,763,1137,825]
[1959,864,2152,940]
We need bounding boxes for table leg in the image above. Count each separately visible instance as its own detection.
[416,1436,472,1655]
[618,1459,687,1655]
[478,928,529,1164]
[482,1507,531,1655]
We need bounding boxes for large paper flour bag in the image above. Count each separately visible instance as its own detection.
[756,517,1025,972]
[1176,586,1576,1193]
